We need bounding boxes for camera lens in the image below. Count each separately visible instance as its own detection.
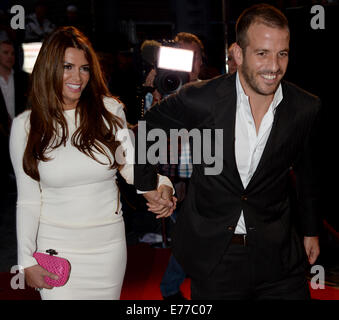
[162,73,181,94]
[155,70,189,96]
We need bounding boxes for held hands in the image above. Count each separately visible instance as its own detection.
[143,185,177,219]
[24,264,59,290]
[304,236,320,265]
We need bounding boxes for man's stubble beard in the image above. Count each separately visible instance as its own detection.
[240,55,282,97]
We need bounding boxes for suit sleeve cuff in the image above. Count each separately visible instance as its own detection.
[137,174,174,195]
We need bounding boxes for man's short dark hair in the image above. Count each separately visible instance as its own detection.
[174,32,205,56]
[0,40,14,49]
[236,3,289,49]
[0,40,14,46]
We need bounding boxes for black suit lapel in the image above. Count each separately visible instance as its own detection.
[245,83,291,192]
[0,89,6,114]
[13,71,29,116]
[0,89,10,135]
[14,72,21,115]
[214,74,244,192]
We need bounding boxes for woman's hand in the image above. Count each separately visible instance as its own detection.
[24,264,59,290]
[145,185,177,218]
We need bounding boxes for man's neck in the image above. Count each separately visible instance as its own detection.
[238,72,276,135]
[238,72,274,112]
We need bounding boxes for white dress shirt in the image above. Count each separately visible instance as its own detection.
[234,72,283,234]
[0,69,15,119]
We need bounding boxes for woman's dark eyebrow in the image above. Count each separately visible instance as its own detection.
[63,61,90,67]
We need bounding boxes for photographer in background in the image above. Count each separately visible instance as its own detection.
[143,33,204,110]
[0,40,29,195]
[143,32,205,300]
[227,42,238,75]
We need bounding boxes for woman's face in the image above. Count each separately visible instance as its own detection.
[62,47,90,110]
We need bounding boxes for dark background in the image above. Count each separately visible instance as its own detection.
[2,1,337,119]
[1,0,338,229]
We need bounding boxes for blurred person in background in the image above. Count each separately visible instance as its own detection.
[227,42,238,75]
[25,0,55,42]
[0,40,29,196]
[61,4,89,37]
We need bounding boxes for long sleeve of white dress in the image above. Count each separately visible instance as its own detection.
[10,113,41,269]
[9,97,173,270]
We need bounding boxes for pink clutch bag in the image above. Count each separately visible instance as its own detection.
[33,249,71,287]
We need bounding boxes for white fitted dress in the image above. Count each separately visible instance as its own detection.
[9,97,170,300]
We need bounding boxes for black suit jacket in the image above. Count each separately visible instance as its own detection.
[0,70,29,191]
[134,73,322,283]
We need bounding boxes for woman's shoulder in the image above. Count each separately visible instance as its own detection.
[103,96,125,116]
[15,109,31,121]
[10,110,31,143]
[12,110,31,131]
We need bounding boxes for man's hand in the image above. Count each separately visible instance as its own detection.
[304,236,320,265]
[144,69,157,87]
[143,185,177,219]
[144,68,162,105]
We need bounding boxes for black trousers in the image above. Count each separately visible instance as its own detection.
[191,242,310,300]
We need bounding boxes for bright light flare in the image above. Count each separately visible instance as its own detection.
[157,46,193,72]
[22,42,42,74]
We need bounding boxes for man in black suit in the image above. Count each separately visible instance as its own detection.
[0,40,29,195]
[137,4,321,299]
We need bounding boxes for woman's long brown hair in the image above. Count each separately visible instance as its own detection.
[23,26,123,181]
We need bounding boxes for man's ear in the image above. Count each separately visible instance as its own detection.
[233,43,243,66]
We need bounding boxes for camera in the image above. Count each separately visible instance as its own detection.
[141,40,194,96]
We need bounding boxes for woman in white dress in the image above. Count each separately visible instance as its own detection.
[9,26,175,300]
